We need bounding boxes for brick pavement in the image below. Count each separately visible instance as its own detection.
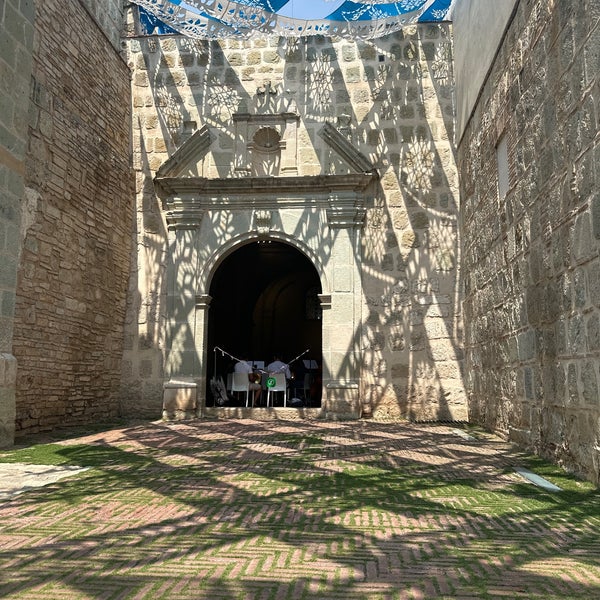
[0,418,598,599]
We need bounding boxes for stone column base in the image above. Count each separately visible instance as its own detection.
[324,381,361,420]
[162,378,198,421]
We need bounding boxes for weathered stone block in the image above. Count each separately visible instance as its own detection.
[592,194,600,240]
[573,212,594,263]
[568,314,586,354]
[518,330,536,361]
[325,382,360,419]
[581,361,599,406]
[587,312,600,351]
[163,379,197,419]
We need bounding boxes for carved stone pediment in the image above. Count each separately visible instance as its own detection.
[155,125,213,178]
[154,119,378,229]
[318,122,375,174]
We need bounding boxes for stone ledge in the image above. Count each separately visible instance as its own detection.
[202,407,325,420]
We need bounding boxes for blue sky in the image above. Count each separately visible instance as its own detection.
[263,0,453,22]
[276,0,347,20]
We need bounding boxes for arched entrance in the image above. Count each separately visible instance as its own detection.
[206,241,322,407]
[155,139,377,420]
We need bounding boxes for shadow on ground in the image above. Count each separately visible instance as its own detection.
[0,418,598,599]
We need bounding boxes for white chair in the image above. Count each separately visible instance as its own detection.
[266,372,288,407]
[231,372,251,407]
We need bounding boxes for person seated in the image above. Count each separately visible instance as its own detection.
[267,354,291,379]
[289,360,307,398]
[234,356,262,406]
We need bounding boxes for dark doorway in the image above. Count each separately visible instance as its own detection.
[207,241,322,406]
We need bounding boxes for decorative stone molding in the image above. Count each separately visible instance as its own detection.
[319,121,376,174]
[156,125,213,178]
[318,294,332,310]
[232,112,300,126]
[164,198,204,230]
[326,193,367,229]
[254,209,272,236]
[195,294,212,309]
[155,173,377,207]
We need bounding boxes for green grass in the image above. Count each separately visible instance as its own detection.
[0,443,79,466]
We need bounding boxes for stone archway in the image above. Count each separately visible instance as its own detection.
[206,240,323,407]
[154,122,378,421]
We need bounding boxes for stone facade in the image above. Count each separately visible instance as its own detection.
[10,0,133,436]
[458,0,600,483]
[2,0,598,485]
[123,23,467,421]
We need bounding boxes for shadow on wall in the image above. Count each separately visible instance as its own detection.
[303,28,464,420]
[124,25,466,421]
[120,121,167,418]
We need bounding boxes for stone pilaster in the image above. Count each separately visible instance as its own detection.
[193,294,212,417]
[323,193,366,420]
[162,198,206,419]
[164,200,204,379]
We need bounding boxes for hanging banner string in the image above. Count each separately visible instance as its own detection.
[213,346,309,375]
[286,349,310,368]
[214,346,241,364]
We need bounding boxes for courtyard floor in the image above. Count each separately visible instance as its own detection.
[0,417,598,600]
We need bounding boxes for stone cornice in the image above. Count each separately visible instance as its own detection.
[233,112,300,124]
[155,173,377,208]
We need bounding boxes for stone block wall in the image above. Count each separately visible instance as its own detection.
[123,23,466,421]
[458,0,600,482]
[11,0,134,436]
[79,0,125,51]
[0,0,35,446]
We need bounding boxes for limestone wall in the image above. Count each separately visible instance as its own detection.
[11,0,134,436]
[124,24,466,421]
[0,0,35,446]
[452,0,518,139]
[78,0,125,51]
[458,0,600,482]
